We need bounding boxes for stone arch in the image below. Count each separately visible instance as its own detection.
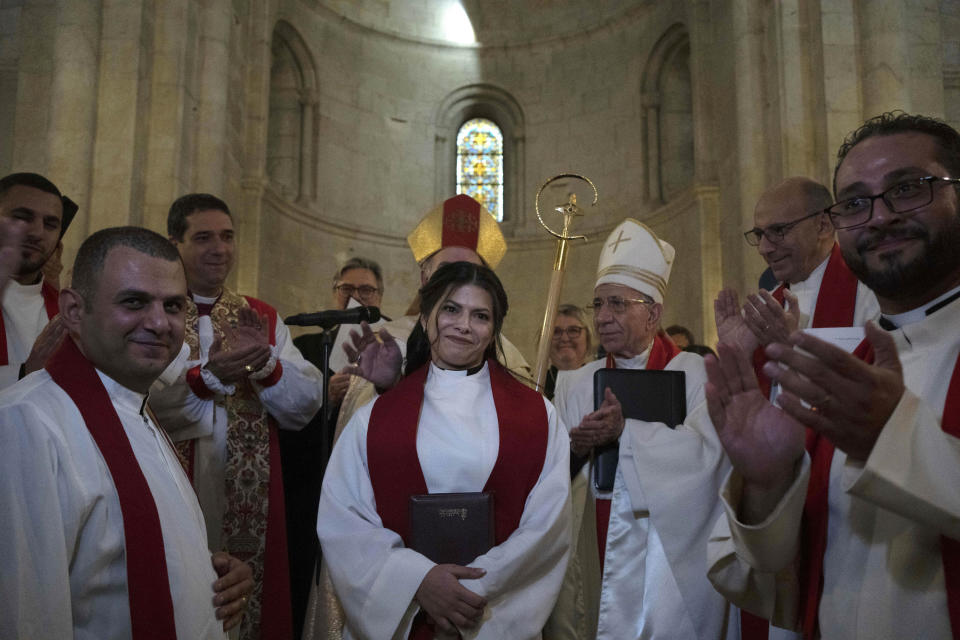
[641,23,694,204]
[267,20,319,203]
[435,84,525,230]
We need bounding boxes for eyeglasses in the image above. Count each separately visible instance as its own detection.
[743,209,825,246]
[334,284,380,299]
[552,326,585,340]
[826,176,960,229]
[586,296,654,314]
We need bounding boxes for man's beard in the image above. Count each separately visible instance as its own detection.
[16,248,51,279]
[841,215,960,299]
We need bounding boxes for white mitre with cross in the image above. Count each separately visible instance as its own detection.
[596,218,675,304]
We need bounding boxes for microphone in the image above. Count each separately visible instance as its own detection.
[284,306,381,329]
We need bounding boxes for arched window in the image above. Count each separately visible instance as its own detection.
[435,84,524,230]
[266,21,318,203]
[456,118,504,221]
[641,24,694,204]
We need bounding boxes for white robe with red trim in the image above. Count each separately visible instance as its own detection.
[707,290,960,638]
[0,369,225,639]
[317,363,571,640]
[0,279,52,390]
[778,250,880,330]
[548,348,739,640]
[150,293,323,548]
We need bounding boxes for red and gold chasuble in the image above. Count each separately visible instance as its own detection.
[0,279,58,366]
[46,337,178,640]
[595,331,681,570]
[797,339,960,640]
[179,289,292,640]
[367,359,549,640]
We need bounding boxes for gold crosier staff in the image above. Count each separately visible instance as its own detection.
[533,174,597,393]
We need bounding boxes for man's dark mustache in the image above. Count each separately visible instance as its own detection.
[855,227,928,252]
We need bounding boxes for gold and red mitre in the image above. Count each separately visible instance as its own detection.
[406,194,507,269]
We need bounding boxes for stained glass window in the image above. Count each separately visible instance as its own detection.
[456,118,504,221]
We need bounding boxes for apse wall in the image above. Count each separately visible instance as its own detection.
[260,1,708,361]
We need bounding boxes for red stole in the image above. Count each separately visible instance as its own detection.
[367,359,548,640]
[754,244,859,398]
[242,297,292,640]
[595,331,681,569]
[799,339,960,639]
[0,279,59,366]
[46,337,178,639]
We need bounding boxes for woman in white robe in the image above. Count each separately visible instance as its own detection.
[317,261,571,640]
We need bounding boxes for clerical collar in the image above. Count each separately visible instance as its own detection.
[787,250,830,295]
[95,369,148,417]
[191,292,220,316]
[612,343,652,369]
[430,361,487,376]
[879,283,960,330]
[4,277,43,296]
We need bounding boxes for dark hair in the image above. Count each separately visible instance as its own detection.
[665,325,695,345]
[72,226,182,308]
[834,112,960,194]
[683,344,717,358]
[405,261,508,375]
[333,256,384,291]
[0,172,62,200]
[167,193,232,241]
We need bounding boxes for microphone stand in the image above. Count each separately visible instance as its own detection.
[318,325,337,467]
[314,324,337,585]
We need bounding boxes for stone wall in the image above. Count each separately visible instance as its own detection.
[1,0,956,365]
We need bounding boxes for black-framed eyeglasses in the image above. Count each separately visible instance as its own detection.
[552,326,585,340]
[334,284,380,299]
[743,209,825,246]
[586,296,654,314]
[826,176,960,229]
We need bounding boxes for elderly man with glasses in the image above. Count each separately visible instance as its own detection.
[717,177,880,405]
[545,219,739,640]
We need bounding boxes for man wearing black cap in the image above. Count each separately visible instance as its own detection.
[0,172,77,390]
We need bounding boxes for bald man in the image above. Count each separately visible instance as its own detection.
[716,177,881,639]
[717,177,880,360]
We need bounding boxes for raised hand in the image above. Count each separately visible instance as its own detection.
[342,322,402,390]
[414,564,487,634]
[743,288,799,346]
[24,315,68,374]
[704,342,806,523]
[0,217,26,297]
[715,288,760,353]
[763,322,904,461]
[569,387,626,457]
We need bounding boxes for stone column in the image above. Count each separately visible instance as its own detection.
[87,0,152,231]
[731,0,772,292]
[46,0,101,259]
[141,0,193,235]
[193,0,231,193]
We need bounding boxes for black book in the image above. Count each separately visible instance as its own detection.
[592,369,687,491]
[409,492,495,566]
